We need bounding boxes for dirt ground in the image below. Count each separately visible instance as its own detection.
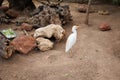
[0,1,120,80]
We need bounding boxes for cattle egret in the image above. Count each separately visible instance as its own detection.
[65,26,79,53]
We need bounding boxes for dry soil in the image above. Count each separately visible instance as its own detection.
[0,1,120,80]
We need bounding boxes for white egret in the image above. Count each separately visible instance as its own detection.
[65,25,79,53]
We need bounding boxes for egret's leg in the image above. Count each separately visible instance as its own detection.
[69,49,73,58]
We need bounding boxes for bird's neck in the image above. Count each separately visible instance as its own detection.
[72,29,77,33]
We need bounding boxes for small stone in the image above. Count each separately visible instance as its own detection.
[78,4,95,13]
[36,37,54,51]
[78,5,87,13]
[21,23,33,31]
[6,9,19,18]
[79,58,82,60]
[98,10,110,15]
[99,23,111,31]
[95,50,99,52]
[11,35,36,54]
[0,6,9,12]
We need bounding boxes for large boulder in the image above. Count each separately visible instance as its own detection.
[34,24,65,41]
[36,37,54,51]
[11,35,36,54]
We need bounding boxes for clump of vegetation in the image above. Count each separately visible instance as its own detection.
[103,0,120,5]
[112,0,120,5]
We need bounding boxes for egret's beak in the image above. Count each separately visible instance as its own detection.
[75,26,79,29]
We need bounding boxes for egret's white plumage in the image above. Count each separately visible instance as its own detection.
[65,26,79,53]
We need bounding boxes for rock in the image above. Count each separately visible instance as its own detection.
[11,35,36,54]
[13,16,28,26]
[7,0,36,11]
[49,12,61,25]
[98,10,109,15]
[34,24,65,41]
[99,23,111,31]
[21,23,33,31]
[0,33,14,59]
[6,9,19,18]
[0,6,9,12]
[25,3,72,26]
[78,5,87,13]
[36,37,54,51]
[78,4,95,13]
